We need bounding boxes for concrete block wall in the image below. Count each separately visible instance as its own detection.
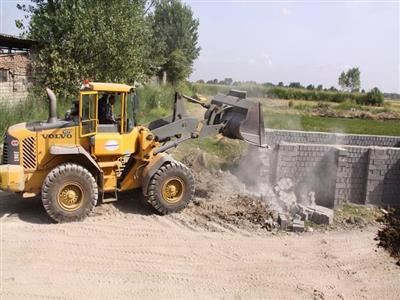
[366,147,400,206]
[276,144,338,207]
[335,147,369,205]
[265,129,400,148]
[261,129,400,207]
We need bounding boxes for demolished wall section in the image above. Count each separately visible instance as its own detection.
[262,129,400,207]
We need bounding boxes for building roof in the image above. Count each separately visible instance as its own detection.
[85,82,134,93]
[0,33,36,51]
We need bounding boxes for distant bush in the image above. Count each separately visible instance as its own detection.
[357,87,384,106]
[266,87,383,106]
[192,83,384,106]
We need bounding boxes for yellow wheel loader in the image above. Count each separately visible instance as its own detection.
[0,82,266,222]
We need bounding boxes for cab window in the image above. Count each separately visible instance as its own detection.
[80,93,97,136]
[125,91,136,132]
[98,93,122,125]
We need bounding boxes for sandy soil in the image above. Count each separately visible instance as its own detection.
[0,192,399,300]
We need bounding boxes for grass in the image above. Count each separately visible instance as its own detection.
[174,136,247,169]
[264,109,400,136]
[335,203,382,224]
[136,82,195,124]
[0,95,72,142]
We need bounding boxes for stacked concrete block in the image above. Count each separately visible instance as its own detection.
[365,147,388,205]
[380,148,400,206]
[265,129,400,149]
[334,147,369,205]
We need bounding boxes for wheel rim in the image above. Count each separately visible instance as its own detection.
[57,182,84,211]
[162,177,185,204]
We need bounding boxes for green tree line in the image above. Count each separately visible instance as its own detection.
[194,83,384,106]
[16,0,200,97]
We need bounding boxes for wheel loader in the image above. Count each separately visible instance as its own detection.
[0,81,266,222]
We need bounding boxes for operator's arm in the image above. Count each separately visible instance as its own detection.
[105,103,116,124]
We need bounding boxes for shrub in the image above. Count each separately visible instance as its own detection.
[191,83,385,107]
[365,87,384,106]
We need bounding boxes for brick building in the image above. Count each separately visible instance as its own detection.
[0,33,36,105]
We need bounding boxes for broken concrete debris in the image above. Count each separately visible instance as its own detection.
[291,219,305,232]
[255,177,335,232]
[278,214,288,230]
[310,205,334,225]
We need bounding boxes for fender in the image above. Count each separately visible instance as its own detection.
[141,153,175,196]
[49,145,103,189]
[49,145,101,172]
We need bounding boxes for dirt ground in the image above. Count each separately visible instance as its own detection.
[1,191,399,300]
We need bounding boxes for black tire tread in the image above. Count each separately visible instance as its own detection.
[146,162,195,215]
[42,163,98,223]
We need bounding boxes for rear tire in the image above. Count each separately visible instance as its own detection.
[42,163,98,223]
[146,162,195,214]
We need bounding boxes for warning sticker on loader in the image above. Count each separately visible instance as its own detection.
[104,140,119,152]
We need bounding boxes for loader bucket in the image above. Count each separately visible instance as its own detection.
[210,90,266,147]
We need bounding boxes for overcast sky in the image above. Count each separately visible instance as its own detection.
[1,0,399,92]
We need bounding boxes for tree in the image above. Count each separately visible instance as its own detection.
[306,84,314,90]
[338,71,348,91]
[206,79,218,84]
[338,67,361,92]
[220,78,233,85]
[278,81,284,87]
[16,0,152,97]
[289,82,302,88]
[317,84,323,91]
[365,87,384,106]
[329,86,338,92]
[196,79,205,84]
[162,49,190,84]
[347,67,361,92]
[151,0,200,84]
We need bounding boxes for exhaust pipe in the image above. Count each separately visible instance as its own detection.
[46,87,57,123]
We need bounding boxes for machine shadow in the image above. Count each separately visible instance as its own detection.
[105,189,156,216]
[0,193,52,224]
[0,189,156,225]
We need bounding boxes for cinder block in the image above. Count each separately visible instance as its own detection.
[278,214,288,230]
[292,220,305,232]
[310,205,334,225]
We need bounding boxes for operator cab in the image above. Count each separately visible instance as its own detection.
[79,81,137,136]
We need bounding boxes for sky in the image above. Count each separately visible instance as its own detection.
[1,0,399,92]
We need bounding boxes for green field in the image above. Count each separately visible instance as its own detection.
[265,110,400,136]
[193,83,400,137]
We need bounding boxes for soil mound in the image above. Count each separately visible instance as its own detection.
[377,208,400,265]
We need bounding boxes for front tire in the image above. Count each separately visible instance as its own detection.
[42,163,98,223]
[146,162,195,214]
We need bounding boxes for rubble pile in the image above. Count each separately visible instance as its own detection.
[179,151,335,233]
[377,208,400,265]
[185,193,275,232]
[252,177,334,232]
[186,167,335,233]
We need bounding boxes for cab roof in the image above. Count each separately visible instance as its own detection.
[83,82,134,93]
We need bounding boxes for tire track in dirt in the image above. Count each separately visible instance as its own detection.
[1,192,399,299]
